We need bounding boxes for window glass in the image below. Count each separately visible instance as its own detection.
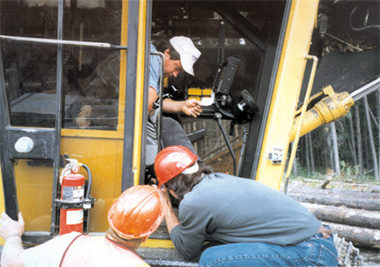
[151,1,285,173]
[0,0,121,130]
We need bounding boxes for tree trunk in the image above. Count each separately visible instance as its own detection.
[355,105,363,176]
[369,105,379,130]
[289,192,380,211]
[378,89,380,178]
[307,133,315,173]
[325,222,380,248]
[291,142,298,177]
[363,120,369,169]
[348,113,358,167]
[305,137,310,176]
[323,127,329,172]
[302,202,380,229]
[293,158,298,177]
[327,126,334,172]
[364,96,379,181]
[330,122,340,174]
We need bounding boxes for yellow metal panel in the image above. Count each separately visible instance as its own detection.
[189,96,201,101]
[61,129,123,139]
[133,0,148,186]
[188,88,213,96]
[188,88,202,95]
[255,0,319,189]
[141,238,175,248]
[61,137,123,232]
[12,137,123,233]
[15,160,53,231]
[203,89,213,96]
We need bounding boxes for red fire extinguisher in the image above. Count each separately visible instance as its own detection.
[59,163,85,235]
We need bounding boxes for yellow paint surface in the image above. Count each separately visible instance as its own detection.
[141,238,175,248]
[255,0,320,189]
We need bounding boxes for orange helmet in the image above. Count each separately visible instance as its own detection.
[154,145,198,187]
[108,185,163,239]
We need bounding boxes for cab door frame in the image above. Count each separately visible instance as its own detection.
[0,0,150,242]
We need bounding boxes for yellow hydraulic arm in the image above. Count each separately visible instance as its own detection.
[289,85,354,142]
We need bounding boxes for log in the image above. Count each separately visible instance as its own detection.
[302,202,380,229]
[324,222,380,248]
[288,185,380,200]
[289,192,380,211]
[369,185,380,193]
[320,179,331,189]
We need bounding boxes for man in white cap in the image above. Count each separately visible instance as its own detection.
[145,36,203,166]
[148,36,202,115]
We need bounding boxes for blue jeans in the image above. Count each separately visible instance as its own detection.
[199,233,338,267]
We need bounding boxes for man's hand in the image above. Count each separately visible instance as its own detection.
[182,99,202,117]
[158,187,179,233]
[0,212,24,240]
[162,98,202,117]
[0,212,25,267]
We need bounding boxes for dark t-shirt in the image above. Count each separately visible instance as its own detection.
[170,173,321,260]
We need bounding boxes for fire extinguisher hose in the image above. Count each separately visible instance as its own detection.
[81,163,92,201]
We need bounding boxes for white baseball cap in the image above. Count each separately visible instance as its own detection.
[169,36,201,76]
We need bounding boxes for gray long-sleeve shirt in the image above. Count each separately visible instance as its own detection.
[170,173,321,260]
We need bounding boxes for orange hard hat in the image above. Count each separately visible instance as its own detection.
[107,185,163,239]
[154,145,198,187]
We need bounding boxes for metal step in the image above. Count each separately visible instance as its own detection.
[137,247,198,267]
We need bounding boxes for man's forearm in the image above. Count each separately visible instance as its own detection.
[162,98,184,114]
[148,86,159,113]
[164,209,180,233]
[159,189,180,233]
[1,235,24,267]
[162,201,180,233]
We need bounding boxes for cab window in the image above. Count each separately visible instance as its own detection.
[0,0,121,130]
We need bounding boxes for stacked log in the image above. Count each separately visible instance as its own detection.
[288,185,380,248]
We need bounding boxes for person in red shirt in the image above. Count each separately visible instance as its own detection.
[0,185,163,267]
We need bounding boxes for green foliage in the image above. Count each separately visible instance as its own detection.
[289,160,378,184]
[339,161,360,182]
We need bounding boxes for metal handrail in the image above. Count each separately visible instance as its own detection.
[284,55,319,190]
[0,35,127,50]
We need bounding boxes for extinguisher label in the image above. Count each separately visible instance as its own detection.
[73,187,84,199]
[66,209,84,225]
[62,186,84,201]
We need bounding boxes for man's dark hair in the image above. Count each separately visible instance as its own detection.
[165,162,213,201]
[152,37,180,60]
